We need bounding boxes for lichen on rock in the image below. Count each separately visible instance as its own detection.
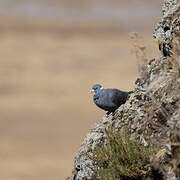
[70,1,180,179]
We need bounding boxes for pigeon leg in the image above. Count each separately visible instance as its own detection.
[106,111,111,115]
[105,111,114,117]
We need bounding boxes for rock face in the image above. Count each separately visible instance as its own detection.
[153,0,180,56]
[71,1,180,179]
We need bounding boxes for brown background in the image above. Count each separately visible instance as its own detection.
[0,0,161,179]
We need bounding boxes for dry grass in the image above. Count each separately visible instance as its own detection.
[129,32,149,74]
[172,37,180,57]
[90,127,153,180]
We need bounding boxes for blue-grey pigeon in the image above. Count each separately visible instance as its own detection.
[91,84,132,114]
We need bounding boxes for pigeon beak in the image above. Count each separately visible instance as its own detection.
[91,89,95,93]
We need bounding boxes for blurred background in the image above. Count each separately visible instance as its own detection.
[0,0,161,179]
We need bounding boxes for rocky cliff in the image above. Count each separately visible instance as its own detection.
[70,0,180,179]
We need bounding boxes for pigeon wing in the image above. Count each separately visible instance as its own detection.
[106,89,128,107]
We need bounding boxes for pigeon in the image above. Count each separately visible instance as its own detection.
[91,84,132,114]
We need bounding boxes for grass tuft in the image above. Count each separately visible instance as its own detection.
[90,127,153,180]
[129,32,148,74]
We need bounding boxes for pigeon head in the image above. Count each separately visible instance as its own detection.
[91,84,103,93]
